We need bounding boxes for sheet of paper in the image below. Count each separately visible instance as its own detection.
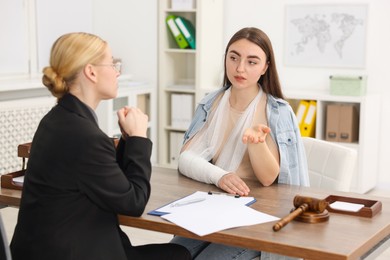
[330,201,365,212]
[151,191,256,215]
[12,175,24,184]
[160,191,279,236]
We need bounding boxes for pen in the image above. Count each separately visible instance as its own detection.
[208,191,240,198]
[170,198,206,207]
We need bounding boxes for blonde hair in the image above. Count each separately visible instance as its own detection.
[42,32,107,98]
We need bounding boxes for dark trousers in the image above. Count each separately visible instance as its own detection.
[125,243,191,260]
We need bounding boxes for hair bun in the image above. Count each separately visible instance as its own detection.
[42,66,67,98]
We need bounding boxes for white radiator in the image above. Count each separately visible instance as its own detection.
[0,96,56,175]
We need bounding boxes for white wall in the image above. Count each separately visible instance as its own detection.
[224,0,390,188]
[92,0,157,87]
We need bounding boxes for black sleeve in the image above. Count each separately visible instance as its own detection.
[116,137,126,170]
[75,133,153,216]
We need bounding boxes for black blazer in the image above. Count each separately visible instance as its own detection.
[10,93,152,260]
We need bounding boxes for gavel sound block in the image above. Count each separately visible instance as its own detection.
[273,195,329,231]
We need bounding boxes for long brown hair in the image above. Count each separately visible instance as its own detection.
[222,27,284,99]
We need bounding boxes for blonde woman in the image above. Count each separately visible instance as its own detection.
[10,32,190,260]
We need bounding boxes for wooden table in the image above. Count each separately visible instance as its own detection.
[1,167,390,259]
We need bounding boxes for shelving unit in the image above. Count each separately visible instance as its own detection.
[285,89,381,193]
[96,80,157,163]
[158,0,223,167]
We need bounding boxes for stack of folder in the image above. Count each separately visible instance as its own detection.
[296,100,317,137]
[166,15,196,49]
[171,93,194,128]
[325,104,359,143]
[169,131,185,165]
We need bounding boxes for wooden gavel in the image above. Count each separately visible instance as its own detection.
[273,195,329,231]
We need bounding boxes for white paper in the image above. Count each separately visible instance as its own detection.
[159,191,279,236]
[155,191,255,215]
[330,201,365,212]
[12,175,24,185]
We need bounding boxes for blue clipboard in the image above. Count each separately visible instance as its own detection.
[148,191,257,216]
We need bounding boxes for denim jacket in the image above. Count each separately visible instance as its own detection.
[183,86,309,187]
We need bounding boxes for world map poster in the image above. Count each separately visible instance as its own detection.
[284,5,368,68]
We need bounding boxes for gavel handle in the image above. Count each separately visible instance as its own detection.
[273,203,309,231]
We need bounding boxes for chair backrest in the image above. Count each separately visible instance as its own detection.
[0,214,11,260]
[302,137,357,192]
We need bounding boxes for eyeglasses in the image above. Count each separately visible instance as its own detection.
[93,62,122,72]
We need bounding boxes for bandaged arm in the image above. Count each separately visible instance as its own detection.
[178,150,228,186]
